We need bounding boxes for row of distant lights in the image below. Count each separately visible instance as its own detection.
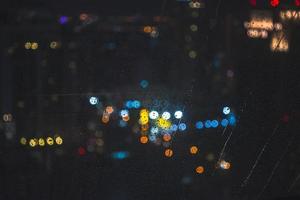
[24,41,60,50]
[20,136,63,147]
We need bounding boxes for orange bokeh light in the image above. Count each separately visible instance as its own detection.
[190,146,198,154]
[164,148,173,157]
[140,136,148,144]
[105,106,114,114]
[143,26,152,33]
[195,166,204,174]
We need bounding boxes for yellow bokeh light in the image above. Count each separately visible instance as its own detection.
[195,166,204,174]
[220,160,231,170]
[156,118,171,129]
[29,138,37,147]
[50,41,59,49]
[24,42,31,49]
[46,137,54,146]
[3,113,12,122]
[38,138,45,146]
[140,136,148,144]
[55,136,63,145]
[190,146,198,154]
[164,148,173,157]
[20,137,27,145]
[188,50,197,59]
[162,134,171,142]
[31,42,38,50]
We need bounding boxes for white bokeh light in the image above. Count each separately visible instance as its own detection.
[162,112,171,120]
[89,97,98,105]
[149,111,159,120]
[223,107,230,115]
[174,111,183,119]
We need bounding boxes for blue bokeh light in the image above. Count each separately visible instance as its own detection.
[125,100,133,109]
[221,119,229,127]
[170,124,178,132]
[119,109,129,117]
[149,134,156,142]
[59,16,68,25]
[211,120,219,128]
[204,120,211,128]
[119,120,127,127]
[132,100,141,109]
[196,121,204,129]
[112,151,130,160]
[228,114,236,126]
[140,80,149,89]
[178,123,187,131]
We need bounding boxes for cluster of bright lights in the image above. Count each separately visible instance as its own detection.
[125,100,141,109]
[280,10,300,21]
[270,31,289,52]
[24,42,39,50]
[20,135,63,147]
[219,160,231,170]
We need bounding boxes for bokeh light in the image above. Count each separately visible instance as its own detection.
[31,42,38,50]
[29,139,37,147]
[164,148,173,157]
[140,136,148,144]
[223,106,230,115]
[221,119,229,127]
[125,100,133,109]
[89,96,98,105]
[204,120,211,128]
[220,160,231,170]
[170,124,178,132]
[162,133,171,142]
[162,111,171,120]
[46,137,54,146]
[78,147,86,156]
[24,42,31,49]
[211,120,219,128]
[190,24,198,32]
[150,126,159,134]
[55,136,63,145]
[195,166,204,174]
[195,121,204,129]
[157,118,171,129]
[178,123,187,131]
[188,50,197,59]
[59,16,69,24]
[38,138,45,146]
[120,109,129,117]
[105,106,114,114]
[140,80,149,88]
[174,111,183,119]
[20,137,27,145]
[149,134,156,142]
[190,146,198,154]
[132,100,141,109]
[228,114,236,126]
[149,111,159,120]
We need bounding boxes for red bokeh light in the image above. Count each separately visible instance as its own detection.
[282,113,289,123]
[295,0,300,6]
[78,147,86,156]
[270,0,280,7]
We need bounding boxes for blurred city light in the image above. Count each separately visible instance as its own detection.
[204,120,211,128]
[220,160,231,170]
[170,124,178,132]
[195,166,204,174]
[211,120,219,128]
[140,136,148,144]
[157,118,171,129]
[132,100,141,109]
[55,136,63,145]
[164,148,173,157]
[162,111,171,120]
[20,137,27,145]
[112,151,130,160]
[195,121,204,129]
[120,109,129,117]
[174,111,183,119]
[221,119,229,127]
[125,100,133,109]
[140,80,149,88]
[223,106,230,115]
[38,138,45,146]
[150,127,159,134]
[59,16,69,24]
[105,106,114,114]
[178,123,187,131]
[162,133,171,142]
[190,146,198,154]
[46,137,54,145]
[149,111,159,119]
[29,139,37,147]
[89,96,98,105]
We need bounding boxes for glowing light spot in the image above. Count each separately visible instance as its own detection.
[105,106,114,114]
[220,160,231,170]
[125,100,133,108]
[204,120,211,128]
[46,137,54,146]
[270,0,279,7]
[211,120,219,128]
[78,147,86,156]
[164,148,173,157]
[149,134,156,142]
[120,109,129,117]
[140,136,148,144]
[50,41,60,49]
[20,137,27,145]
[54,136,63,145]
[195,166,204,174]
[102,113,110,124]
[157,118,171,129]
[178,123,187,131]
[163,134,171,142]
[89,97,98,105]
[174,111,183,119]
[143,26,152,33]
[3,113,12,122]
[170,124,178,132]
[228,115,236,126]
[112,151,129,160]
[221,119,229,127]
[38,138,45,146]
[132,100,141,108]
[162,112,171,120]
[190,146,198,154]
[24,42,31,49]
[188,50,197,59]
[59,16,68,24]
[149,111,159,120]
[139,110,149,125]
[31,42,38,50]
[195,121,204,129]
[29,138,37,147]
[150,127,159,134]
[140,80,149,88]
[223,106,230,115]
